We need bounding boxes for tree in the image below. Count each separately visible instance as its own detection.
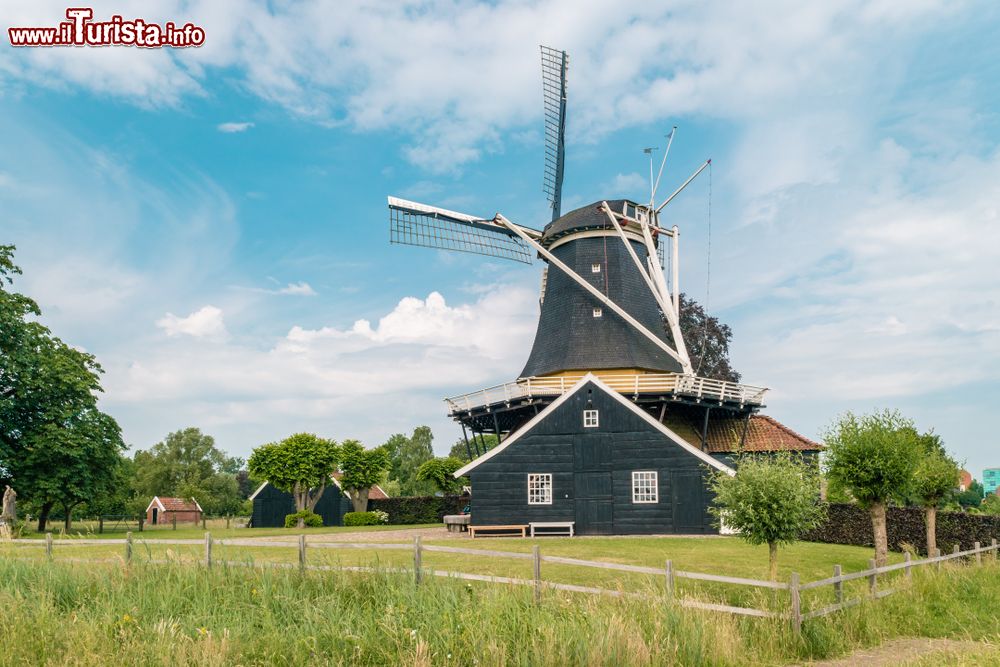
[416,457,468,495]
[338,439,391,512]
[131,427,244,516]
[957,480,985,508]
[678,293,740,382]
[248,433,339,527]
[824,410,922,566]
[382,426,436,496]
[911,449,960,556]
[981,494,1000,516]
[449,434,499,463]
[0,246,123,531]
[708,454,825,580]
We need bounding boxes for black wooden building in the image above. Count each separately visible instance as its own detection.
[455,375,735,535]
[249,481,353,528]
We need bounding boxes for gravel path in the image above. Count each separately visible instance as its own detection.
[254,527,458,542]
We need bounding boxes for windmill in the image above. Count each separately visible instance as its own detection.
[388,46,766,456]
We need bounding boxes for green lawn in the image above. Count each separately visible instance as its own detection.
[19,521,439,540]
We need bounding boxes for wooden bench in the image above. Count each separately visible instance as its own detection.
[469,524,527,538]
[529,521,575,537]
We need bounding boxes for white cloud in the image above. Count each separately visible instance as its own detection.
[217,121,254,133]
[275,281,316,296]
[604,172,649,199]
[156,305,228,340]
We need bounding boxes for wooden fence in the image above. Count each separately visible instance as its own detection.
[5,534,998,633]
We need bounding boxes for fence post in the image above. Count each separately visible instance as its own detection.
[45,532,53,562]
[789,572,801,634]
[975,541,982,566]
[204,532,213,569]
[833,564,843,603]
[993,538,998,562]
[867,558,877,596]
[126,531,133,565]
[533,545,541,603]
[904,552,912,582]
[413,536,422,585]
[952,544,960,566]
[665,559,675,599]
[299,534,307,573]
[935,548,942,572]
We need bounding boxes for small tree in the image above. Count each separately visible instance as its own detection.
[912,449,960,556]
[416,457,467,495]
[709,454,826,580]
[247,433,339,527]
[824,410,922,566]
[338,440,390,513]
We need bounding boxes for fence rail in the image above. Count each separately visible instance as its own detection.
[4,534,997,633]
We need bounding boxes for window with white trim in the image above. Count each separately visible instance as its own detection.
[632,471,658,503]
[527,473,552,505]
[583,409,599,428]
[591,263,601,273]
[593,307,602,318]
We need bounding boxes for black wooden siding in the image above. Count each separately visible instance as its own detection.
[469,381,718,535]
[251,483,352,528]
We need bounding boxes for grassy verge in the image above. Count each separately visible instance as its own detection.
[0,555,996,666]
[17,521,441,540]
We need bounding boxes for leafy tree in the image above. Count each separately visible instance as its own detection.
[709,454,825,580]
[248,433,339,527]
[449,434,499,463]
[678,293,740,382]
[912,449,960,556]
[338,440,391,512]
[0,246,124,531]
[382,426,436,496]
[981,494,1000,516]
[131,427,243,515]
[957,480,985,508]
[824,410,922,566]
[416,457,468,495]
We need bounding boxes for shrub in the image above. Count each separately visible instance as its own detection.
[343,510,389,527]
[368,495,466,525]
[284,510,323,528]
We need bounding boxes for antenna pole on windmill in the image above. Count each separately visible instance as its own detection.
[651,126,677,207]
[655,158,711,214]
[644,147,657,207]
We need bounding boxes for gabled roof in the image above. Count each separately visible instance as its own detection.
[454,374,735,477]
[145,496,202,513]
[248,475,390,501]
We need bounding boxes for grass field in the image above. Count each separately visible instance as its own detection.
[0,544,997,666]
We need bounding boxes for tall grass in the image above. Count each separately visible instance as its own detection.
[0,557,996,666]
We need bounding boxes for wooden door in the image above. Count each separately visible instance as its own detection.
[574,472,612,534]
[671,471,707,534]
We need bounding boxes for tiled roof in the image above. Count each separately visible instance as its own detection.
[332,472,389,499]
[154,497,201,512]
[664,414,821,454]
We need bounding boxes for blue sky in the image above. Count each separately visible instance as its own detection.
[2,1,999,478]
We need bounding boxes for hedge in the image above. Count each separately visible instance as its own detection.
[804,503,1000,555]
[368,495,467,525]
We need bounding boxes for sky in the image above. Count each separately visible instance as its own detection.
[2,1,999,478]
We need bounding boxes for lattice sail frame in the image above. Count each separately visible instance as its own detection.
[541,45,569,221]
[388,198,535,264]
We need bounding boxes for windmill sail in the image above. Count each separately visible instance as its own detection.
[388,197,537,264]
[541,45,569,222]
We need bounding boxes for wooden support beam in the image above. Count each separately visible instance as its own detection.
[701,406,712,452]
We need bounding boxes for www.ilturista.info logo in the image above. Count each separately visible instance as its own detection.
[8,8,205,48]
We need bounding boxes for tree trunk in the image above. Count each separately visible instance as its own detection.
[293,482,306,512]
[351,488,370,513]
[925,505,937,557]
[307,484,326,512]
[63,502,77,532]
[37,501,53,532]
[870,501,889,567]
[768,542,779,581]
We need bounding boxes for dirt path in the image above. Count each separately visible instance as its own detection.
[794,638,988,666]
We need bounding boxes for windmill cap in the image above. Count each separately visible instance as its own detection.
[541,199,648,246]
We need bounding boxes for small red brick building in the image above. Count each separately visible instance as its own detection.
[145,496,203,525]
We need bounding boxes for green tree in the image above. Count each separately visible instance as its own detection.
[248,433,339,527]
[981,494,1000,516]
[824,410,922,566]
[679,293,740,382]
[448,434,499,463]
[708,454,826,580]
[382,426,436,496]
[338,440,391,512]
[0,246,124,531]
[957,479,985,508]
[416,457,468,495]
[131,427,243,515]
[912,449,960,556]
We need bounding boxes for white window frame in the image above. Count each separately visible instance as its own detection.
[591,262,602,273]
[583,409,599,428]
[593,307,603,318]
[527,473,553,505]
[632,471,658,503]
